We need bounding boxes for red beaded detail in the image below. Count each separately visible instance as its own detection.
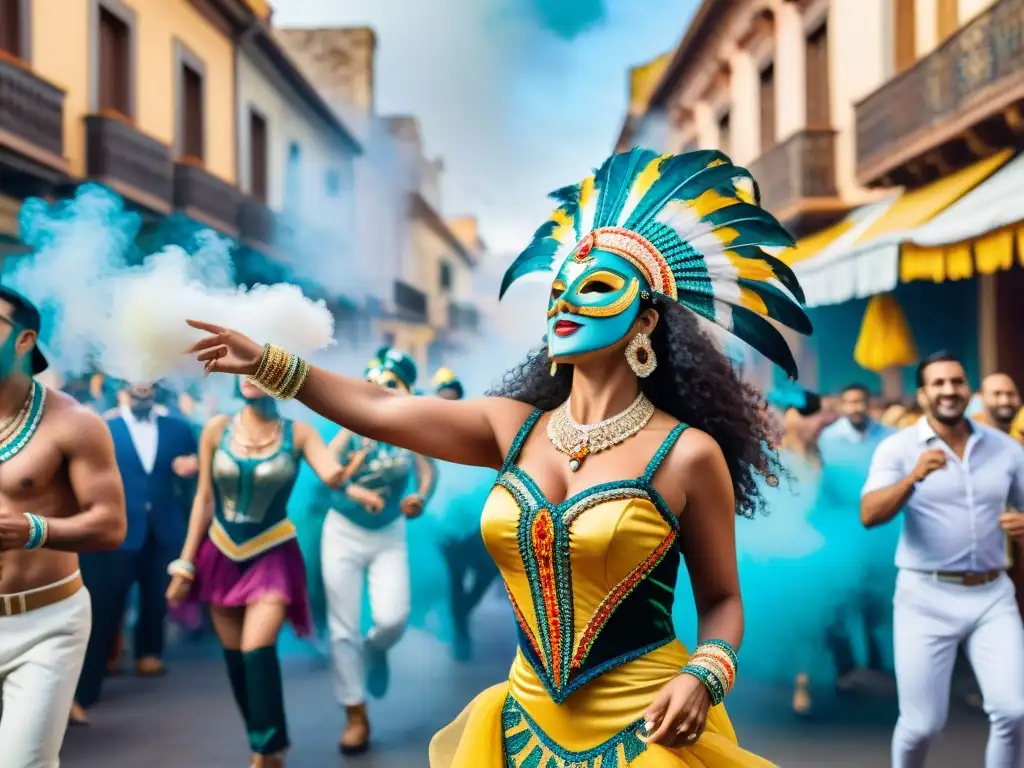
[571,232,595,262]
[571,529,677,669]
[531,508,562,687]
[505,585,543,663]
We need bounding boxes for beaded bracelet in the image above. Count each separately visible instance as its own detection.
[23,513,48,551]
[247,344,310,400]
[167,559,196,580]
[681,639,738,707]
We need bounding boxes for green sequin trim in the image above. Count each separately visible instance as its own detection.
[502,695,647,767]
[0,381,45,463]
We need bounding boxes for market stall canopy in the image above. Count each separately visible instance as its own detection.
[790,150,1012,307]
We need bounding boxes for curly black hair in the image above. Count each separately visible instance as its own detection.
[488,298,779,519]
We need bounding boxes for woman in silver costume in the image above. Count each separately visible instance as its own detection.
[166,378,361,768]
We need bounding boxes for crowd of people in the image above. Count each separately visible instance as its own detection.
[4,146,1024,768]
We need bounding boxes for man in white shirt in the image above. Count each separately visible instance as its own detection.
[862,352,1024,768]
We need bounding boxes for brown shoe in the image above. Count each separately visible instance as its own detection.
[135,657,166,677]
[339,703,370,755]
[68,701,90,726]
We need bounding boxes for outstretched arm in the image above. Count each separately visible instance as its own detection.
[186,320,527,468]
[49,408,127,551]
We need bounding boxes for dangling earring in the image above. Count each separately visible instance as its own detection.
[625,333,656,378]
[548,344,558,377]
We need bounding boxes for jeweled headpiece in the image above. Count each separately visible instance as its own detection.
[365,346,417,391]
[500,148,812,378]
[432,366,464,399]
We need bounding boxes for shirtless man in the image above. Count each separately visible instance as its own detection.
[0,287,126,768]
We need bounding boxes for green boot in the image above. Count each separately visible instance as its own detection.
[223,648,249,728]
[242,646,290,755]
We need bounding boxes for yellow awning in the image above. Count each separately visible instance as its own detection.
[781,218,854,266]
[856,149,1013,245]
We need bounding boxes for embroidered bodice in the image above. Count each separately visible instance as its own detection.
[209,418,301,561]
[483,410,686,706]
[329,434,416,530]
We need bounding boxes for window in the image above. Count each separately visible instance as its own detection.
[718,111,731,155]
[805,22,831,128]
[248,110,268,202]
[937,0,958,44]
[759,63,776,151]
[325,170,341,197]
[894,0,916,74]
[181,61,204,161]
[98,6,131,117]
[439,260,452,291]
[0,0,23,59]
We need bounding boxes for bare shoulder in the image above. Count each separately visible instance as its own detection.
[47,391,114,450]
[664,425,727,474]
[201,412,232,444]
[481,395,539,448]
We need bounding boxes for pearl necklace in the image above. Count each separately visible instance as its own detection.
[547,392,655,471]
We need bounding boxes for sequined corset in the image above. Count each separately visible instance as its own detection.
[210,418,300,561]
[480,409,689,766]
[330,435,415,530]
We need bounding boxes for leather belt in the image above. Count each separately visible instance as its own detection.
[0,572,83,617]
[934,570,1003,587]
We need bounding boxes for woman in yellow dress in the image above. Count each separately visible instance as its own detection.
[184,148,812,766]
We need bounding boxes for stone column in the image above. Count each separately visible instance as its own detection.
[774,1,807,141]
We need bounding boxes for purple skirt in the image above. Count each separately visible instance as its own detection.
[182,537,313,637]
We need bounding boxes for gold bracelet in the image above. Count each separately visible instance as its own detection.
[247,345,310,400]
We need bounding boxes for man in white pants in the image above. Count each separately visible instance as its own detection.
[862,351,1024,768]
[0,288,126,767]
[320,348,434,756]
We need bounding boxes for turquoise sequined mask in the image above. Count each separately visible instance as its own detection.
[547,245,644,359]
[365,347,417,393]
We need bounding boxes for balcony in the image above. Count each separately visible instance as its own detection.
[85,114,174,212]
[393,280,428,324]
[0,55,67,184]
[173,161,240,235]
[856,0,1024,186]
[748,129,844,234]
[448,301,480,332]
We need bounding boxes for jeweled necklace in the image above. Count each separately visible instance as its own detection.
[0,380,45,463]
[547,392,655,472]
[231,412,282,458]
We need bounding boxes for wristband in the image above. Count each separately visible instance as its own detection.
[167,559,196,580]
[23,513,48,551]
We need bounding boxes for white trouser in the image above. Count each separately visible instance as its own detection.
[322,511,410,706]
[0,575,91,768]
[892,569,1024,768]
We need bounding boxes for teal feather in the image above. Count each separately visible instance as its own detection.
[499,148,812,378]
[738,280,813,334]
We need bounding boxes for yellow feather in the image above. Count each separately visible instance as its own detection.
[630,155,667,204]
[738,286,769,315]
[692,190,741,218]
[725,251,775,281]
[578,175,596,212]
[713,226,740,246]
[550,206,575,244]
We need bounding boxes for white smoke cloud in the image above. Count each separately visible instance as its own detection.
[7,184,334,384]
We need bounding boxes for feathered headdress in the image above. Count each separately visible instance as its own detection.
[432,366,465,398]
[365,346,418,389]
[500,148,812,378]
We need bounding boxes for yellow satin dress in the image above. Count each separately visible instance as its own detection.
[430,411,775,767]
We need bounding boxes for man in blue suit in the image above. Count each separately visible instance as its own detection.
[72,381,197,721]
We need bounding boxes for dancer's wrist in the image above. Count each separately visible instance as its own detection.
[23,513,48,551]
[168,558,196,580]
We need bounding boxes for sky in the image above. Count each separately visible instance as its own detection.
[273,0,699,263]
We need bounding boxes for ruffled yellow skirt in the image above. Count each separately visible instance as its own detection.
[430,645,775,767]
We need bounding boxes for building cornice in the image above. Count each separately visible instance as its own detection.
[411,192,475,267]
